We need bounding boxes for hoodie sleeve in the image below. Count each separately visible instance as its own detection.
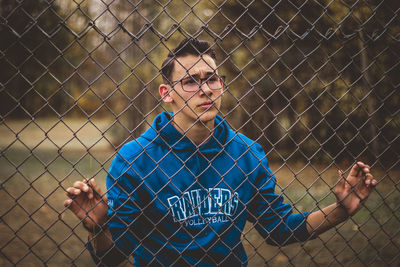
[87,152,142,266]
[248,146,311,246]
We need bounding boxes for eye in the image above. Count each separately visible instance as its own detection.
[183,78,196,85]
[208,75,219,82]
[208,77,220,85]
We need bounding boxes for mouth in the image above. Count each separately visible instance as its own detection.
[198,102,214,109]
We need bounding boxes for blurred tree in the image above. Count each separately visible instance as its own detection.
[0,0,397,164]
[0,0,77,119]
[210,0,399,164]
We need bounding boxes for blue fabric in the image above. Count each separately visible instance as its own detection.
[91,112,311,266]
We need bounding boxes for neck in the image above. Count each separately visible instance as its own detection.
[172,117,215,146]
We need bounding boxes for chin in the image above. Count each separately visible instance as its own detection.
[197,109,218,123]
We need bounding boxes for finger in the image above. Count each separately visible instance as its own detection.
[90,179,102,200]
[84,179,99,200]
[362,164,371,172]
[88,178,101,194]
[71,180,94,200]
[91,179,108,202]
[349,162,367,178]
[63,197,80,211]
[362,166,370,174]
[356,161,371,174]
[66,186,83,196]
[349,163,361,177]
[73,181,90,192]
[356,176,374,198]
[364,173,376,187]
[81,179,95,199]
[356,161,367,167]
[63,198,72,207]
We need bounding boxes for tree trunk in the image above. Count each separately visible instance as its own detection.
[359,32,379,160]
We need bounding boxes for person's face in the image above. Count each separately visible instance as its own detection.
[162,54,223,127]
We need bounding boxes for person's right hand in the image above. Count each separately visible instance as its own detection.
[63,178,109,233]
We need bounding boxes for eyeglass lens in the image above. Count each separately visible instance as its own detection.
[181,75,223,91]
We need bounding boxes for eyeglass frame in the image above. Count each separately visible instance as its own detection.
[169,73,226,92]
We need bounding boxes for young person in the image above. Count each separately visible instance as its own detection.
[64,38,376,266]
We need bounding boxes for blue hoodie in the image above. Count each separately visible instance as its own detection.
[89,112,311,266]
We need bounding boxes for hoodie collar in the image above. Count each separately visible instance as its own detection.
[143,112,227,154]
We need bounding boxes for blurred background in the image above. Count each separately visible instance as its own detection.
[0,0,399,266]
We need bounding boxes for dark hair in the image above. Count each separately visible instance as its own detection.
[161,38,217,84]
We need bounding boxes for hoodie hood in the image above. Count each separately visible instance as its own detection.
[141,112,228,155]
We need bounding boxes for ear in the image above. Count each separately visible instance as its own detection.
[159,84,173,103]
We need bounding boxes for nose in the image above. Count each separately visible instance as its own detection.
[199,80,212,95]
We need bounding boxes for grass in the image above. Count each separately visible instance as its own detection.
[243,162,400,266]
[0,148,113,266]
[0,119,399,266]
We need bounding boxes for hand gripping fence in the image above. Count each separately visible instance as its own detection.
[0,0,399,266]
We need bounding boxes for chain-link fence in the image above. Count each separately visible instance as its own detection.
[1,0,399,266]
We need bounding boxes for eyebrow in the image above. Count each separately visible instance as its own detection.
[183,71,216,80]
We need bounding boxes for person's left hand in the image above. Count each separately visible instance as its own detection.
[335,161,377,216]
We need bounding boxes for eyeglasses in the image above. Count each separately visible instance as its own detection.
[171,74,225,92]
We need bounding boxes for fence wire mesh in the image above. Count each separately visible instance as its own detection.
[0,0,399,266]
